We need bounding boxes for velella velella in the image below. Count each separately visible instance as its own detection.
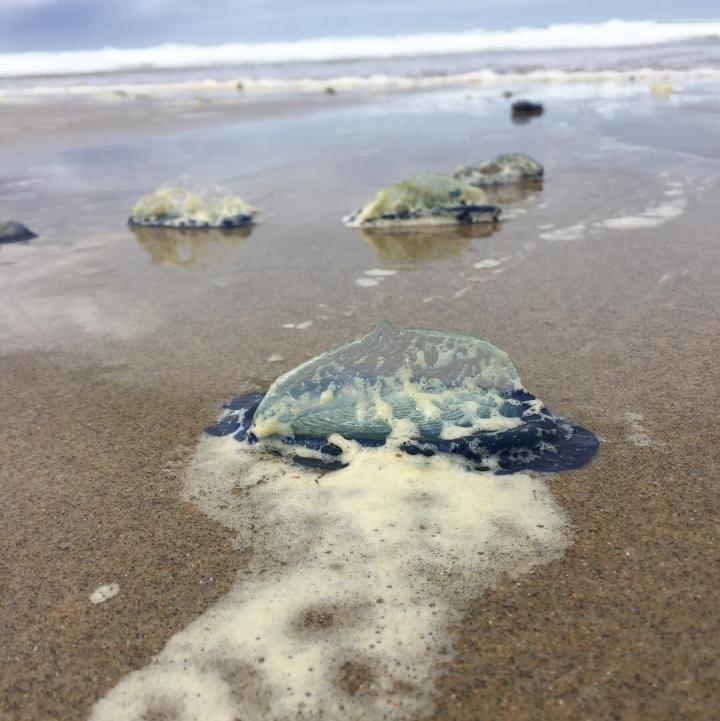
[207,322,598,473]
[343,173,501,228]
[454,153,544,187]
[0,220,36,243]
[129,184,257,228]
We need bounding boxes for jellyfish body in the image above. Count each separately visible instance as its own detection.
[0,221,36,243]
[454,153,544,187]
[129,185,257,229]
[344,173,500,228]
[207,324,598,473]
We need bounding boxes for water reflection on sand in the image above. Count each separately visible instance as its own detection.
[129,225,253,268]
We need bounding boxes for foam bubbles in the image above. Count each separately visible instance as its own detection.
[89,437,569,721]
[597,182,685,231]
[539,223,586,242]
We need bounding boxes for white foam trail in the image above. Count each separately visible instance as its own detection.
[597,197,685,230]
[2,20,720,79]
[89,436,569,720]
[539,223,587,242]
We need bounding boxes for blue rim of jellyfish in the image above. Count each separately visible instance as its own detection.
[127,214,254,229]
[205,390,599,475]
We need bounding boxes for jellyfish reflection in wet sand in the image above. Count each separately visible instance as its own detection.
[130,225,253,267]
[361,223,499,268]
[91,324,598,721]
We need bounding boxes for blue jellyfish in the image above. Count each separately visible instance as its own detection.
[206,323,598,474]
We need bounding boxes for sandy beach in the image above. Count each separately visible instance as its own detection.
[1,79,719,720]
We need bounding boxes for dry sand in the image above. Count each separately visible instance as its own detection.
[1,83,719,720]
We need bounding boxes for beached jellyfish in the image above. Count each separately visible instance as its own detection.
[0,220,36,243]
[129,184,257,228]
[93,325,596,721]
[343,173,501,228]
[454,153,544,187]
[207,322,598,473]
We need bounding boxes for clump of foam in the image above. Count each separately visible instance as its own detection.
[129,184,257,229]
[344,173,500,228]
[598,199,684,230]
[454,153,544,187]
[89,436,569,721]
[596,181,685,231]
[539,223,586,242]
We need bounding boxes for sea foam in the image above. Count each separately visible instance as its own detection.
[89,436,569,721]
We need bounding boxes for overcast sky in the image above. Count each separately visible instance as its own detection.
[0,0,716,52]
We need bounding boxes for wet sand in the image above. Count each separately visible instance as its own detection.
[1,81,719,720]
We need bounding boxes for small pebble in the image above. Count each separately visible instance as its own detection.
[90,584,120,604]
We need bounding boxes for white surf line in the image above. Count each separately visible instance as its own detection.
[90,436,569,721]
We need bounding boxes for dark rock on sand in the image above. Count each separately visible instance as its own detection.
[511,100,544,123]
